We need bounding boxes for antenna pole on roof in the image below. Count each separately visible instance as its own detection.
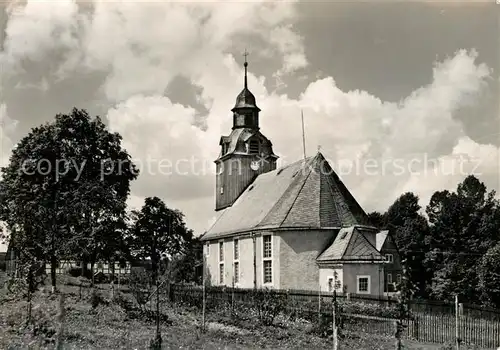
[301,109,306,160]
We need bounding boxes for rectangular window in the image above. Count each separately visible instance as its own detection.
[263,260,272,284]
[357,275,370,294]
[234,262,239,284]
[219,241,224,262]
[328,278,334,292]
[234,239,239,260]
[263,235,272,258]
[219,263,224,284]
[387,273,393,284]
[385,254,393,263]
[396,274,402,284]
[262,234,272,285]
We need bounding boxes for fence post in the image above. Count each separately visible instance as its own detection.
[455,295,460,350]
[202,258,206,332]
[332,290,338,350]
[394,320,401,350]
[318,286,321,323]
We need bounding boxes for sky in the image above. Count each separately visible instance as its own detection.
[0,0,499,251]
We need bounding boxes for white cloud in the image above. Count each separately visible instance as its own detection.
[109,48,496,233]
[0,1,498,236]
[0,105,17,253]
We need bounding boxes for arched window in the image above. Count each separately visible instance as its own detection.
[248,139,259,154]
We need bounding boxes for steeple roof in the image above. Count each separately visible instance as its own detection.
[202,152,371,240]
[232,52,260,112]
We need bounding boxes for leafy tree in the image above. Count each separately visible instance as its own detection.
[367,211,386,229]
[478,242,500,308]
[384,193,431,297]
[170,236,203,284]
[128,196,193,284]
[128,197,193,348]
[425,175,500,301]
[0,108,138,291]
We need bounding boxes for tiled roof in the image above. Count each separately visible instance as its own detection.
[376,230,389,251]
[317,226,385,262]
[203,152,370,240]
[217,128,275,160]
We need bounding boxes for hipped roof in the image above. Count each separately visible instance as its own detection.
[202,152,370,240]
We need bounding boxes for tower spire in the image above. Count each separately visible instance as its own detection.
[243,49,249,89]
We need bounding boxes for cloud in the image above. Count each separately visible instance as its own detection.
[109,48,495,233]
[0,1,497,236]
[0,104,17,252]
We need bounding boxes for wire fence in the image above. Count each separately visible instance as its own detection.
[167,284,500,349]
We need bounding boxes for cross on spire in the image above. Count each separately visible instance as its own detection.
[243,49,249,88]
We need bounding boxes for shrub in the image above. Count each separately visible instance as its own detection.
[129,268,152,311]
[253,288,288,326]
[66,267,81,277]
[89,289,108,309]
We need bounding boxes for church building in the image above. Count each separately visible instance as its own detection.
[200,58,401,296]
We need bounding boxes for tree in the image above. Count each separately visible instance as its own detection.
[128,197,193,348]
[0,108,138,291]
[367,211,386,229]
[170,236,203,284]
[425,176,500,301]
[478,242,500,308]
[128,197,193,283]
[384,193,431,298]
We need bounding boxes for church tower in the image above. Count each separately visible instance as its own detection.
[215,54,278,211]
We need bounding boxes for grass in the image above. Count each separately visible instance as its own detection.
[0,275,487,349]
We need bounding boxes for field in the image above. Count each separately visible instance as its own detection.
[0,275,489,349]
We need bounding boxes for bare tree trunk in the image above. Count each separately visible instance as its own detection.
[90,261,95,287]
[26,266,33,326]
[55,294,65,350]
[50,254,57,294]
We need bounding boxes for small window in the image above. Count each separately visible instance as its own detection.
[263,235,272,258]
[387,273,392,284]
[328,278,334,292]
[234,239,239,260]
[340,231,348,239]
[219,263,224,284]
[385,254,393,263]
[222,143,228,155]
[219,241,224,262]
[220,187,224,194]
[396,274,402,284]
[234,262,239,284]
[357,276,370,294]
[249,140,259,154]
[263,260,272,284]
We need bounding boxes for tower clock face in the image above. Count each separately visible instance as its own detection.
[250,161,260,171]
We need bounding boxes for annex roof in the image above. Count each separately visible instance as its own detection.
[317,226,385,263]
